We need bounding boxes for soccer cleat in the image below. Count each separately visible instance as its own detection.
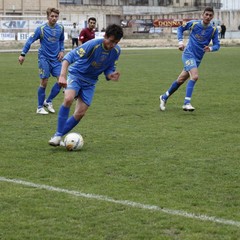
[182,103,195,112]
[36,107,49,115]
[159,95,166,111]
[48,136,62,146]
[44,100,55,113]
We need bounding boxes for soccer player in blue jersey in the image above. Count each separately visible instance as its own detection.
[18,8,64,114]
[159,7,220,111]
[49,24,123,146]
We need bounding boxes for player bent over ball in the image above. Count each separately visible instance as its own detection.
[49,24,123,146]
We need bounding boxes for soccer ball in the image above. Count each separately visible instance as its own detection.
[64,133,84,151]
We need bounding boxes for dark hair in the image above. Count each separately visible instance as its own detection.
[105,24,123,40]
[46,8,60,16]
[204,7,214,14]
[88,17,96,23]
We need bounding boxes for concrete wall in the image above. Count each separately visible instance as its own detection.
[59,5,122,31]
[0,0,239,32]
[221,0,240,10]
[0,0,59,15]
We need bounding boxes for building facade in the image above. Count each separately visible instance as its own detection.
[0,0,239,39]
[0,0,222,15]
[221,0,240,10]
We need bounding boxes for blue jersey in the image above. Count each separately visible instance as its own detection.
[64,38,121,85]
[22,23,64,60]
[177,20,220,62]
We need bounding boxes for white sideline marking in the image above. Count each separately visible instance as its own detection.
[1,176,240,227]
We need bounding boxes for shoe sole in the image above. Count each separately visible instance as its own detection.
[36,111,48,115]
[49,142,60,147]
[183,108,195,112]
[47,109,55,113]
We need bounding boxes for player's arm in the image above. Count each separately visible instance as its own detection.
[61,41,91,65]
[58,49,76,88]
[58,51,64,61]
[177,24,185,51]
[210,28,220,52]
[177,21,193,51]
[58,25,65,61]
[58,60,69,88]
[107,71,120,81]
[204,28,220,53]
[79,29,85,45]
[18,27,41,65]
[79,38,83,45]
[18,53,26,65]
[104,54,121,82]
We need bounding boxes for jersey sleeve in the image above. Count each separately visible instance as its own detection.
[62,49,78,64]
[63,40,96,64]
[59,25,65,52]
[177,20,195,42]
[211,28,220,52]
[21,27,41,55]
[104,47,121,80]
[79,29,85,41]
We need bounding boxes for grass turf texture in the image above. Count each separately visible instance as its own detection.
[0,48,240,239]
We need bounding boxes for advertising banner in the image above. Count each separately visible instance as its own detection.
[17,32,30,40]
[0,32,15,40]
[153,19,195,28]
[0,20,77,30]
[1,20,28,29]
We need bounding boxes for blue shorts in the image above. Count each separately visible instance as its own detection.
[38,57,61,79]
[182,54,200,72]
[66,74,96,106]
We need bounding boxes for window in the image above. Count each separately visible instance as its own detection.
[158,0,173,6]
[59,0,83,4]
[129,0,149,5]
[59,0,74,4]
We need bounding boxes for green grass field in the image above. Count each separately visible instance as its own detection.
[0,48,240,239]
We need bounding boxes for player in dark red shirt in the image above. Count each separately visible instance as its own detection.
[79,17,96,44]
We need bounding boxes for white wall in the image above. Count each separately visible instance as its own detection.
[221,0,240,10]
